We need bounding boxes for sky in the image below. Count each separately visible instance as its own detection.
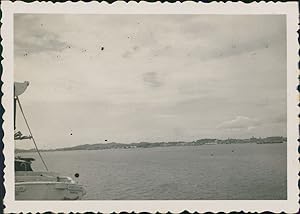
[14,14,287,149]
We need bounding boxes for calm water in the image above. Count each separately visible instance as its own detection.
[17,143,287,200]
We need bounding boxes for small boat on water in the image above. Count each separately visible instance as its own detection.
[14,81,87,200]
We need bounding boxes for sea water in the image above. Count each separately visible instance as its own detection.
[17,143,287,200]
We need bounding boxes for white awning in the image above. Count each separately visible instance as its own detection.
[14,81,30,97]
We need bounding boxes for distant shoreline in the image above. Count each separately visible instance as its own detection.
[15,136,286,153]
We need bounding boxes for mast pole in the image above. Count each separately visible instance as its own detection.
[14,97,16,130]
[16,96,48,171]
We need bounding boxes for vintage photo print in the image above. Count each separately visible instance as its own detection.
[1,1,298,213]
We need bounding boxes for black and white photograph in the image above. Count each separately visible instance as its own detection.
[2,1,298,213]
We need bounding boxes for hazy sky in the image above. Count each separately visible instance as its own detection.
[14,14,286,149]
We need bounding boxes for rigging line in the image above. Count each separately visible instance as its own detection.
[16,96,49,171]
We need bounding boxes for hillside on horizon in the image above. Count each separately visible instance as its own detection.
[15,136,287,153]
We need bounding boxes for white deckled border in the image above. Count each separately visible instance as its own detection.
[1,1,298,213]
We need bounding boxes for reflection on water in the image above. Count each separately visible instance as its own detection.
[17,143,287,200]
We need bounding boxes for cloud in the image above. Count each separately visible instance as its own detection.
[270,114,286,124]
[15,34,69,56]
[184,15,286,62]
[142,72,163,88]
[149,45,172,58]
[217,116,260,131]
[14,14,70,56]
[122,46,140,58]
